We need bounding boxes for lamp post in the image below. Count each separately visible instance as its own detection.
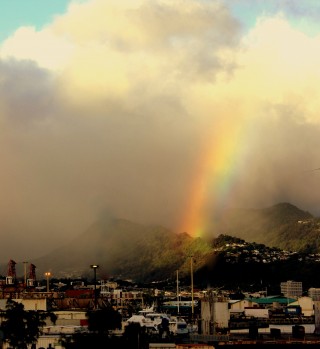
[90,264,99,309]
[44,272,51,292]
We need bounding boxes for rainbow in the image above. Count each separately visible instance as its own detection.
[179,116,251,237]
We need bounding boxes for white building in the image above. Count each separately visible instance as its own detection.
[280,280,302,299]
[309,288,320,301]
[0,298,47,311]
[315,301,320,334]
[229,299,258,312]
[201,298,229,334]
[289,296,314,317]
[244,307,269,318]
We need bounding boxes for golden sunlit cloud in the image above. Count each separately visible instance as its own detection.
[0,0,320,258]
[0,26,74,71]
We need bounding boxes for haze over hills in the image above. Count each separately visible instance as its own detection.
[213,202,320,252]
[23,202,320,282]
[4,204,317,282]
[32,218,212,281]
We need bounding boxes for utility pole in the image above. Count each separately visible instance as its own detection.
[176,270,179,315]
[190,256,194,318]
[23,261,28,287]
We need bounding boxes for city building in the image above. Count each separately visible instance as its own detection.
[280,280,303,299]
[289,296,314,317]
[308,288,320,301]
[201,293,229,334]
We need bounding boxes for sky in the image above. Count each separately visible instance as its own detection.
[1,0,320,261]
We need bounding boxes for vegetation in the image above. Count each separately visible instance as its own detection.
[27,203,320,284]
[195,235,320,291]
[35,218,212,281]
[61,306,122,348]
[211,234,246,248]
[0,299,56,349]
[60,306,149,349]
[86,306,122,334]
[211,203,320,253]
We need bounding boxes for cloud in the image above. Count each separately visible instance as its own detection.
[0,27,74,71]
[0,0,320,260]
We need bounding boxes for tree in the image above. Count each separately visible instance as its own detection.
[86,306,122,334]
[1,299,57,349]
[123,323,148,349]
[61,306,122,349]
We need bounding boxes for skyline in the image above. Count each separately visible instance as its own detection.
[1,0,320,261]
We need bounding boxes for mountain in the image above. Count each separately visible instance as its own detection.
[28,203,320,282]
[32,218,212,281]
[195,233,320,290]
[212,202,320,252]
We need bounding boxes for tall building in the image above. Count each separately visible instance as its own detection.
[280,280,302,298]
[314,301,320,334]
[308,288,320,301]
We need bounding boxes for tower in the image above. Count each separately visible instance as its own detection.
[6,260,16,285]
[27,264,36,287]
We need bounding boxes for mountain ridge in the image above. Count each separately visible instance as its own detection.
[213,202,317,251]
[32,217,212,281]
[23,202,320,282]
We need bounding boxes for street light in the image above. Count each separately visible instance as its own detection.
[44,272,51,292]
[90,264,99,309]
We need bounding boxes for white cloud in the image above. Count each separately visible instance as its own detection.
[0,26,75,71]
[0,0,320,259]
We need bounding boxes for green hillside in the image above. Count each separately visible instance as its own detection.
[30,203,320,283]
[213,202,320,252]
[33,218,212,281]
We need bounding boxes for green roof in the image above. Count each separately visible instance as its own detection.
[246,296,296,305]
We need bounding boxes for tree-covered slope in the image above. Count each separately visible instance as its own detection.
[213,203,320,252]
[194,233,320,291]
[29,203,320,284]
[33,218,212,281]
